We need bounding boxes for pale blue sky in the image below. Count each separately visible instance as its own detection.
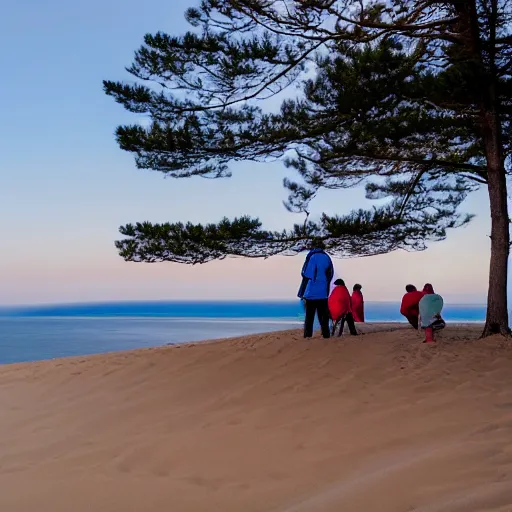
[0,0,495,305]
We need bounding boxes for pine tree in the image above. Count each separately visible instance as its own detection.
[104,0,512,336]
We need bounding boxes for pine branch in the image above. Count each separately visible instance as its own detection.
[105,0,510,265]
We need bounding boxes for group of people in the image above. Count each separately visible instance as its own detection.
[297,239,445,344]
[400,283,446,343]
[328,280,364,336]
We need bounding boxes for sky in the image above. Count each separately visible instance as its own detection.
[0,0,498,305]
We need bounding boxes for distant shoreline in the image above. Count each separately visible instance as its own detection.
[0,300,488,324]
[0,320,486,366]
[0,299,488,310]
[0,316,486,324]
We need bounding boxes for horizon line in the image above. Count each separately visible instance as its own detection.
[0,298,488,309]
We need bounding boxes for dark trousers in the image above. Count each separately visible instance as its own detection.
[405,314,419,330]
[304,299,330,338]
[331,312,358,336]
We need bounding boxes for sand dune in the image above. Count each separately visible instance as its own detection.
[1,324,512,511]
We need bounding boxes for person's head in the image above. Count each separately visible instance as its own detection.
[353,284,362,292]
[406,284,417,293]
[423,283,435,294]
[334,278,345,287]
[309,238,326,251]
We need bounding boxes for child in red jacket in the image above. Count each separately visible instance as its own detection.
[351,284,365,322]
[328,279,358,336]
[400,284,424,329]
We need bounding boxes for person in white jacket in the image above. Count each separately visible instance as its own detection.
[418,283,446,343]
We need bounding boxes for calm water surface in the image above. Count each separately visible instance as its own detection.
[0,301,486,364]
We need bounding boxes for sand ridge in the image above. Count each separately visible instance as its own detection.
[1,324,512,511]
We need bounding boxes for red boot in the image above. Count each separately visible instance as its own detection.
[424,327,435,344]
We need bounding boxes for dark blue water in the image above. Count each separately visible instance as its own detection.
[0,301,486,365]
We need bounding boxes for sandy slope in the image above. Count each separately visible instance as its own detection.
[1,324,512,511]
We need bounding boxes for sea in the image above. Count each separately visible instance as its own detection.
[0,301,486,365]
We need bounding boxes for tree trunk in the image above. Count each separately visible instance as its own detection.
[457,0,510,337]
[480,49,509,337]
[482,158,510,337]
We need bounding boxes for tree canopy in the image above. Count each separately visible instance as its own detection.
[104,1,511,261]
[104,0,512,331]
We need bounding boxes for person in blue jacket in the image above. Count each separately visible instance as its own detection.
[297,238,334,338]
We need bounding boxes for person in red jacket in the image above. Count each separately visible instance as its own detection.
[400,284,424,329]
[328,279,358,336]
[351,284,365,322]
